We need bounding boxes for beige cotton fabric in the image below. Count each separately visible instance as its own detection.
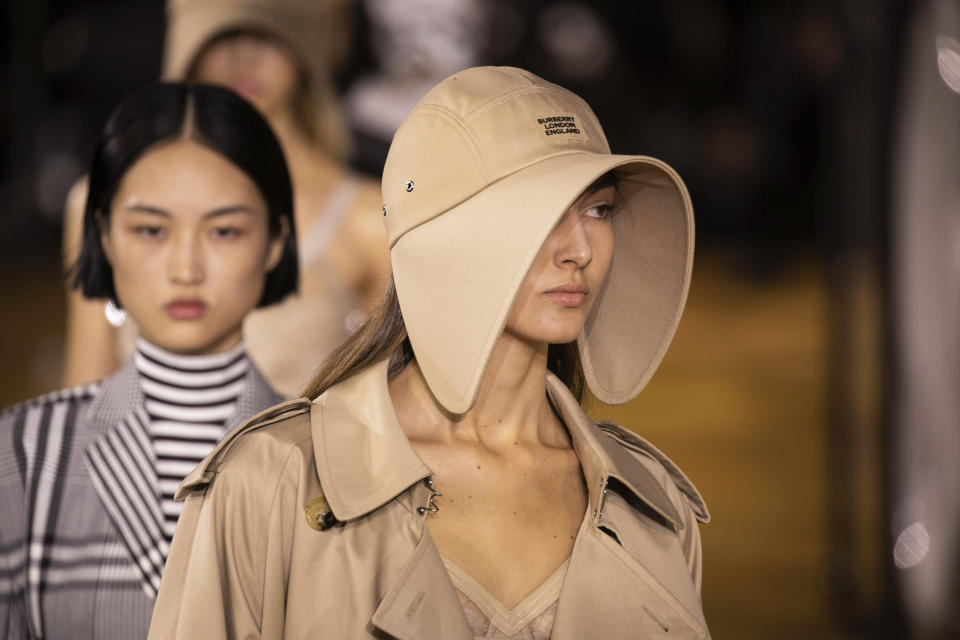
[149,359,711,639]
[382,66,695,413]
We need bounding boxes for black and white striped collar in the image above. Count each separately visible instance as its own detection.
[134,338,248,386]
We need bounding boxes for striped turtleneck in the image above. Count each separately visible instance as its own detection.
[134,338,248,542]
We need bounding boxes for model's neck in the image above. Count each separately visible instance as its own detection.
[393,333,570,452]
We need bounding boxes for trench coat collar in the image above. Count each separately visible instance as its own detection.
[311,359,682,530]
[83,352,281,597]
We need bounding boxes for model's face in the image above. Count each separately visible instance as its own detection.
[191,31,301,122]
[102,139,285,355]
[506,185,616,345]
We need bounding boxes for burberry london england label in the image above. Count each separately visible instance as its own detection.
[537,114,585,140]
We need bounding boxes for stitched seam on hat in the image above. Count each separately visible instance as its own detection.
[414,104,492,183]
[464,85,588,121]
[499,66,539,86]
[430,72,539,119]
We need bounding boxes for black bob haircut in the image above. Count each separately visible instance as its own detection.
[71,82,298,307]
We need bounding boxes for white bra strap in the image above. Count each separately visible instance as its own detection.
[299,177,360,265]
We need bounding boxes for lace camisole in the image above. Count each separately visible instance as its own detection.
[443,556,568,639]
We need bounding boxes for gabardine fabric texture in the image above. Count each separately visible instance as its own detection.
[148,359,711,639]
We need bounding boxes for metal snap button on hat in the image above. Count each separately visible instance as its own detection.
[405,180,414,192]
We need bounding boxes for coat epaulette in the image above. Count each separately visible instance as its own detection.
[595,420,710,523]
[175,398,313,500]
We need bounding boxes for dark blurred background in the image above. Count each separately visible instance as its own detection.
[4,0,959,637]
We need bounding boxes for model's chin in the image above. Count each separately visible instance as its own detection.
[140,322,239,356]
[506,319,586,347]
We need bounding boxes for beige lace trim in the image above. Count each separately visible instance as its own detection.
[442,556,569,639]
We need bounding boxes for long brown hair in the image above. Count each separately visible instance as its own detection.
[300,277,586,403]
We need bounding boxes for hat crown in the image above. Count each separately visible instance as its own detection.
[382,66,611,247]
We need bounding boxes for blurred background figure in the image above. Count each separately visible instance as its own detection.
[891,0,960,636]
[344,0,487,174]
[62,0,391,397]
[2,0,957,637]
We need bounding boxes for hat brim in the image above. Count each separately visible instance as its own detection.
[391,150,694,414]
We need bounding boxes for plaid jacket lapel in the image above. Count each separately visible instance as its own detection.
[80,360,166,598]
[84,405,167,598]
[82,356,282,599]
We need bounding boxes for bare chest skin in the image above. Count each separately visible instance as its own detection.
[410,435,587,609]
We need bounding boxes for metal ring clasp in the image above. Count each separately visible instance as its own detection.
[417,477,442,515]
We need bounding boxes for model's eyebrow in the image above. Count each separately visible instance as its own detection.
[203,205,256,219]
[121,204,255,218]
[124,204,170,217]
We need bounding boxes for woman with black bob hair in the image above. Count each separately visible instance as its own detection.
[0,82,296,639]
[63,0,392,398]
[152,67,710,639]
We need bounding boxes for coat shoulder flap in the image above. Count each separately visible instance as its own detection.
[175,398,313,500]
[595,420,710,523]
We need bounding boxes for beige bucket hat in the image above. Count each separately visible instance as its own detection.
[162,0,349,159]
[383,67,695,414]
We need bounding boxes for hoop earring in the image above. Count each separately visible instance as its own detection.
[104,299,126,327]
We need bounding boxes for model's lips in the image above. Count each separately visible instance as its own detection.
[544,283,588,308]
[229,80,259,100]
[165,299,207,320]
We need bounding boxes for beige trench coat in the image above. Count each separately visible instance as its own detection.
[149,360,711,639]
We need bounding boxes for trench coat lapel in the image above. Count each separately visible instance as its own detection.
[546,375,710,639]
[314,363,708,639]
[369,530,474,640]
[311,361,471,639]
[551,524,709,639]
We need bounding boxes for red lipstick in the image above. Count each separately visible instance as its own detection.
[230,80,259,101]
[165,298,207,320]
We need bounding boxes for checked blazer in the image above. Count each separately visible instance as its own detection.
[0,358,281,639]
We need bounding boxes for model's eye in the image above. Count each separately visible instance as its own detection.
[211,226,243,239]
[585,204,612,220]
[135,225,166,239]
